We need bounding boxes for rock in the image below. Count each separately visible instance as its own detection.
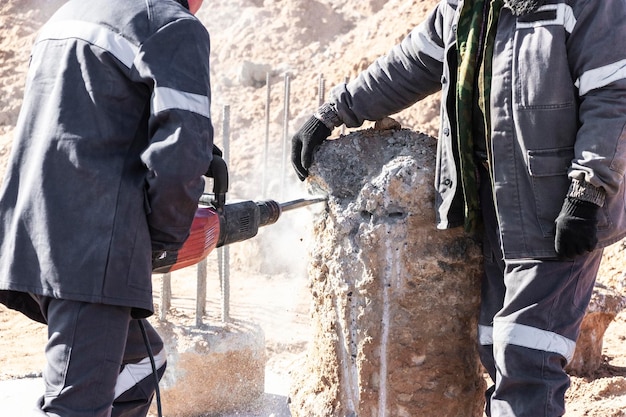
[289,128,486,417]
[567,281,626,376]
[374,117,401,131]
[238,60,272,88]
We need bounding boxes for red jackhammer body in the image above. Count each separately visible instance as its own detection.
[151,154,325,274]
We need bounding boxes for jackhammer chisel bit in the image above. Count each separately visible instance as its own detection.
[279,197,328,212]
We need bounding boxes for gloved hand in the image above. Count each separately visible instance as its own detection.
[152,249,177,272]
[291,116,331,181]
[554,197,600,258]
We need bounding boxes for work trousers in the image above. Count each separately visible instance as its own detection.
[476,165,603,417]
[29,296,166,417]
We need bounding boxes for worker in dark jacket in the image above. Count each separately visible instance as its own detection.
[292,1,626,416]
[0,0,211,416]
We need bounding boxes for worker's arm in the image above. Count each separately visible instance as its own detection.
[327,2,447,128]
[555,0,626,257]
[135,16,214,252]
[292,1,449,180]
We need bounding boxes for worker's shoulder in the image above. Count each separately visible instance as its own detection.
[47,0,205,44]
[142,1,209,43]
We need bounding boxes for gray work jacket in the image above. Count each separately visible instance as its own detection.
[0,0,213,321]
[327,0,626,259]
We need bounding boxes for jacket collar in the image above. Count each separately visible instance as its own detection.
[174,0,190,10]
[504,0,547,15]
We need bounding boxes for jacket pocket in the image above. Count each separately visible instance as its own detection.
[527,147,573,237]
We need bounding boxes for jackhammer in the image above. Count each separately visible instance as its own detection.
[152,154,326,274]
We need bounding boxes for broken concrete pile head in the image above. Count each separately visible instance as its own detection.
[289,128,486,417]
[152,317,265,417]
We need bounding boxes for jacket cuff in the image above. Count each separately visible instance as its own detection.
[567,178,606,207]
[314,103,342,130]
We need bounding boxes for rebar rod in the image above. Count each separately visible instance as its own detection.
[159,272,171,321]
[280,73,290,199]
[318,73,325,106]
[195,259,207,327]
[263,72,271,197]
[218,104,231,323]
[342,76,349,135]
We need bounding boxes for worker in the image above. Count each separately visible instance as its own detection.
[291,1,626,416]
[0,0,212,416]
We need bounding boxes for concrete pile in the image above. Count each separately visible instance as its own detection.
[152,316,265,417]
[289,127,486,417]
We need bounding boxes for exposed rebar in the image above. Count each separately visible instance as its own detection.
[159,272,171,321]
[263,72,271,197]
[318,73,326,106]
[196,258,207,327]
[280,73,291,199]
[342,75,349,135]
[219,104,232,323]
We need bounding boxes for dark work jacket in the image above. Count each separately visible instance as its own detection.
[0,0,213,320]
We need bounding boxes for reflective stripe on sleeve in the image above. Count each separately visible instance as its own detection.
[37,20,211,119]
[410,28,445,63]
[493,321,576,363]
[35,20,139,68]
[152,86,211,119]
[576,59,626,96]
[114,348,167,399]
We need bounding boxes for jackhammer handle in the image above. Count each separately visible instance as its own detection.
[205,153,228,210]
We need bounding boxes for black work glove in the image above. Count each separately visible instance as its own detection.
[554,197,600,258]
[152,249,178,273]
[291,116,331,181]
[212,144,223,158]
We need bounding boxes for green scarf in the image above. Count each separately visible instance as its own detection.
[455,0,503,232]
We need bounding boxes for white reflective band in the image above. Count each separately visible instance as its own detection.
[114,349,167,398]
[493,321,576,363]
[575,59,626,96]
[152,86,211,119]
[36,20,139,68]
[411,28,444,63]
[516,4,576,33]
[478,324,493,345]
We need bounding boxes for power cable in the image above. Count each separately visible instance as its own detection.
[138,319,163,417]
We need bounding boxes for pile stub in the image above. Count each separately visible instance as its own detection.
[289,128,486,417]
[152,315,265,417]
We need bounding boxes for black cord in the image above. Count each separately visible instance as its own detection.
[138,319,163,417]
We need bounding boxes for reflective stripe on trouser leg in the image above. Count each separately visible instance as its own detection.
[114,348,167,399]
[490,251,603,417]
[112,319,167,417]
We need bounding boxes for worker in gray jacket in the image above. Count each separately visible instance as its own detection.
[0,0,211,416]
[292,1,626,416]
